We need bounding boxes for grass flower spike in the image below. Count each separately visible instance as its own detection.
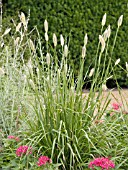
[84,33,88,46]
[53,33,57,47]
[64,44,68,57]
[60,34,64,47]
[115,58,120,65]
[118,15,123,27]
[99,35,105,52]
[44,19,48,33]
[82,46,86,59]
[89,68,95,77]
[102,13,107,26]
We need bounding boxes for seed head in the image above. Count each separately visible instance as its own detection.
[20,12,26,26]
[82,46,86,59]
[107,25,111,38]
[115,58,120,65]
[16,23,22,32]
[84,33,88,46]
[102,13,107,26]
[44,19,48,33]
[29,39,35,52]
[118,15,123,27]
[99,35,105,53]
[0,67,4,76]
[64,44,68,57]
[102,84,107,91]
[53,33,57,47]
[45,32,49,41]
[14,37,20,46]
[46,53,50,65]
[60,34,64,47]
[3,28,11,36]
[89,68,95,77]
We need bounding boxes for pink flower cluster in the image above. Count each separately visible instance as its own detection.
[112,102,122,110]
[16,145,32,157]
[88,157,115,170]
[8,135,20,142]
[37,155,51,166]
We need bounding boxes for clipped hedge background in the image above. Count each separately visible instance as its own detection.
[2,0,128,87]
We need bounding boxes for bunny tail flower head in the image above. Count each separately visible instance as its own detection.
[102,13,107,26]
[20,12,27,30]
[3,28,11,36]
[102,84,108,91]
[64,44,68,57]
[44,19,48,33]
[118,15,123,27]
[60,34,64,47]
[99,35,105,53]
[45,32,49,42]
[53,33,57,47]
[82,46,86,59]
[84,33,88,46]
[115,58,120,65]
[89,68,95,77]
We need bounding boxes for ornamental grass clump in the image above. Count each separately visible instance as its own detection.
[0,11,128,170]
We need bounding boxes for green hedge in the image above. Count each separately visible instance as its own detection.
[2,0,128,87]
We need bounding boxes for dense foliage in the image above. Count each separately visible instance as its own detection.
[2,0,128,87]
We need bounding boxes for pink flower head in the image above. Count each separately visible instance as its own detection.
[8,135,20,142]
[37,155,51,166]
[88,157,115,170]
[16,145,32,157]
[112,102,122,110]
